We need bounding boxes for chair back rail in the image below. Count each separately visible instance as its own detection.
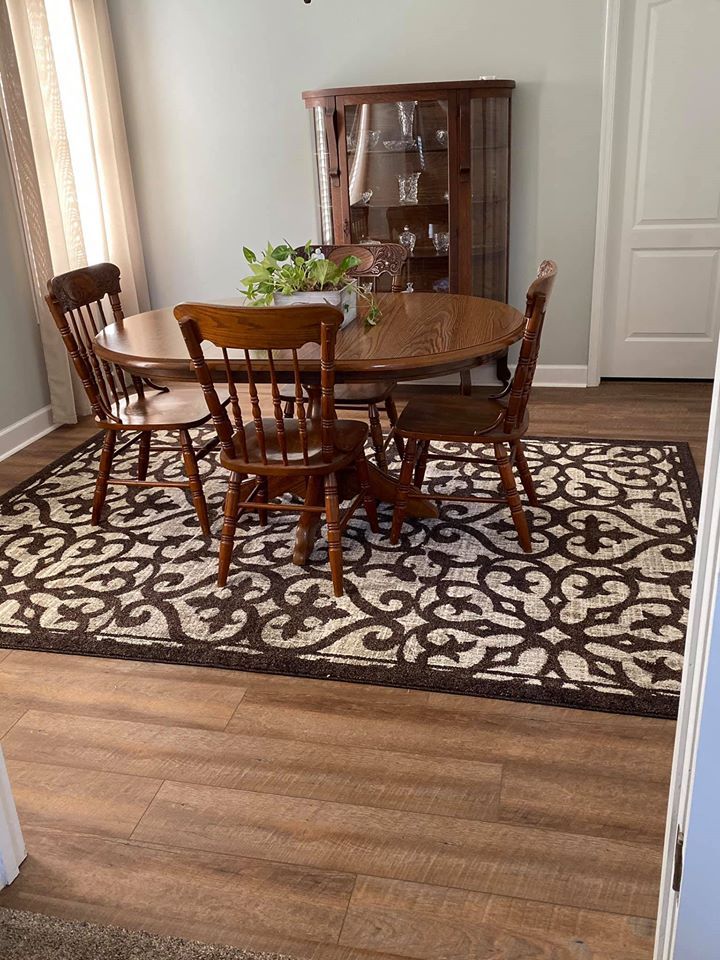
[298,243,409,293]
[46,262,136,423]
[503,260,557,432]
[174,302,343,466]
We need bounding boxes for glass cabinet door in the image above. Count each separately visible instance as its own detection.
[470,96,510,300]
[341,97,451,293]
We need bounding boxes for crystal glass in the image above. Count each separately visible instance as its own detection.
[360,189,373,205]
[432,231,450,254]
[397,172,421,205]
[367,130,381,148]
[435,129,448,148]
[399,225,417,255]
[396,100,417,140]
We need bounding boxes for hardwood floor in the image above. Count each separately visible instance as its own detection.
[0,381,711,960]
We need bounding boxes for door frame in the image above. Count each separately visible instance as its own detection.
[0,745,25,888]
[587,0,621,387]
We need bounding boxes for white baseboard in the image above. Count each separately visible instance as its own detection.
[0,405,55,463]
[409,364,589,389]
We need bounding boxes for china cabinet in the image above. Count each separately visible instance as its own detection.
[302,80,515,380]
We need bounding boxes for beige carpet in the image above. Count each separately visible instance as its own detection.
[0,908,293,960]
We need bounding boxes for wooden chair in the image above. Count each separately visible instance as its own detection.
[286,243,409,469]
[389,261,557,552]
[174,301,379,596]
[46,262,218,534]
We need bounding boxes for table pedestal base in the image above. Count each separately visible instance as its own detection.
[237,462,437,566]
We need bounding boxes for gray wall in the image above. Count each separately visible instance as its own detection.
[0,125,49,432]
[107,0,604,367]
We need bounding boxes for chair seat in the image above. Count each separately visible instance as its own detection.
[221,418,369,476]
[278,380,397,406]
[334,381,397,405]
[101,385,213,430]
[395,394,527,443]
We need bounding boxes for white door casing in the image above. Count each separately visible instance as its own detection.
[600,0,720,379]
[0,745,25,888]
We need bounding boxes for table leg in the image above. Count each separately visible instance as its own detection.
[292,475,324,566]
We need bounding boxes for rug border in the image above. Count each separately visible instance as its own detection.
[0,432,701,720]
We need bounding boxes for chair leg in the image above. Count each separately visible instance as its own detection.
[384,396,405,458]
[256,477,269,526]
[92,429,116,525]
[178,429,210,537]
[283,400,295,418]
[355,451,379,533]
[513,440,538,506]
[137,432,151,481]
[494,441,532,552]
[324,472,344,597]
[414,440,430,488]
[218,471,242,587]
[460,369,472,396]
[368,403,387,470]
[390,437,418,545]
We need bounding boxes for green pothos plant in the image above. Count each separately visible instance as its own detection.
[240,241,381,327]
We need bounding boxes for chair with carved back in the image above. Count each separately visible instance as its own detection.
[389,261,557,551]
[174,301,379,596]
[283,243,409,469]
[46,263,218,534]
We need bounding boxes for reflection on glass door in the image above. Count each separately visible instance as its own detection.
[343,98,450,293]
[470,97,510,300]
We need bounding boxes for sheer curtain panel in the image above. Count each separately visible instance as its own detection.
[0,0,149,423]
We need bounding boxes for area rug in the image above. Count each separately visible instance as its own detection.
[0,907,292,960]
[0,431,699,718]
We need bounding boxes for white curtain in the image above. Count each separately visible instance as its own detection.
[0,0,149,424]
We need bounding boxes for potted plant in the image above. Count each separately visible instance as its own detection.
[241,241,380,327]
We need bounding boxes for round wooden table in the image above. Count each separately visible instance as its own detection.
[95,292,525,563]
[95,292,525,383]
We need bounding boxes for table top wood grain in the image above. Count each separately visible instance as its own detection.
[94,292,525,383]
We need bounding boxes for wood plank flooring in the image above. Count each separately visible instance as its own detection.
[0,381,712,960]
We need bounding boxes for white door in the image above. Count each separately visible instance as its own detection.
[601,0,720,379]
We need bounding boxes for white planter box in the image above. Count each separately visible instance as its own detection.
[273,288,357,327]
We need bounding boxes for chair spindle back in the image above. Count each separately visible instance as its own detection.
[299,244,409,293]
[46,263,134,423]
[503,260,557,433]
[174,302,343,466]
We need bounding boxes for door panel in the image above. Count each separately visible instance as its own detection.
[602,0,720,378]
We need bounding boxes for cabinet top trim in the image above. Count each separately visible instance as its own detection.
[302,79,516,100]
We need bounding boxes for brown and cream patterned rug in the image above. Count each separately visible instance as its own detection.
[0,431,699,718]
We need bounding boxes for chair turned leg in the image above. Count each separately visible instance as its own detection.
[494,441,532,552]
[390,437,418,545]
[368,403,387,470]
[384,396,405,458]
[513,440,538,506]
[178,429,210,537]
[137,432,151,481]
[218,471,242,587]
[324,472,344,597]
[256,477,269,526]
[92,429,116,525]
[355,451,379,533]
[414,440,430,488]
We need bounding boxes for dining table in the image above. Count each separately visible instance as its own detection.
[94,291,525,564]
